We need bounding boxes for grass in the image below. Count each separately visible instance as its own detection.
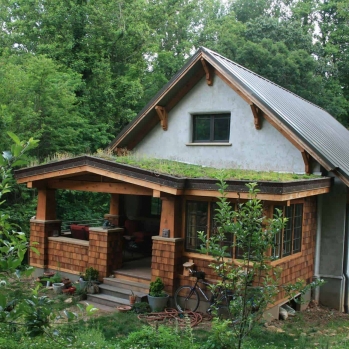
[32,150,321,182]
[1,306,349,349]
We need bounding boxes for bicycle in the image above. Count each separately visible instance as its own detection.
[174,268,233,317]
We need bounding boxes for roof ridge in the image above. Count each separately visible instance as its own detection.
[200,46,330,114]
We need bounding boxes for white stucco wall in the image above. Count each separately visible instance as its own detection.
[135,76,305,173]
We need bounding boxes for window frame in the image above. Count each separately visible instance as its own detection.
[192,113,231,143]
[184,199,235,256]
[272,203,303,260]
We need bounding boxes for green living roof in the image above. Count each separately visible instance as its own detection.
[112,155,319,182]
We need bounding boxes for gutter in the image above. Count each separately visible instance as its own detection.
[312,195,322,302]
[343,204,349,313]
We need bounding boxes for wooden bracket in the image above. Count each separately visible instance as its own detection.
[250,104,262,130]
[301,150,311,175]
[201,58,213,86]
[155,105,168,130]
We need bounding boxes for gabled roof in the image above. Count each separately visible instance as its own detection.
[110,47,349,187]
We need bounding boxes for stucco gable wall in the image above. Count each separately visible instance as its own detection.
[135,76,305,173]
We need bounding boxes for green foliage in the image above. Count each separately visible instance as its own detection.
[198,177,321,349]
[149,277,167,297]
[117,324,200,349]
[84,267,99,281]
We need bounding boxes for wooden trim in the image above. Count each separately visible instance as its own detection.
[166,69,205,112]
[301,150,311,174]
[44,179,153,195]
[111,53,204,150]
[110,194,119,215]
[270,252,302,266]
[183,187,330,200]
[201,58,213,86]
[250,104,262,130]
[155,105,168,130]
[153,190,161,198]
[17,165,182,195]
[128,116,158,150]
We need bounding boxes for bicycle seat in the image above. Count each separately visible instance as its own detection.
[191,270,205,280]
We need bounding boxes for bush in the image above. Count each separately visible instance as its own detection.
[117,324,199,349]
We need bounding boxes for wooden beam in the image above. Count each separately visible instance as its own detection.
[301,150,311,175]
[111,53,204,150]
[109,194,119,215]
[17,165,183,195]
[44,179,153,195]
[201,58,213,86]
[166,69,205,112]
[36,189,57,220]
[153,190,161,198]
[155,106,168,130]
[183,187,330,201]
[250,104,262,130]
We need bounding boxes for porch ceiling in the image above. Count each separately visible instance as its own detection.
[15,156,332,200]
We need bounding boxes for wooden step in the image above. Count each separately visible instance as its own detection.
[98,283,147,301]
[87,294,129,308]
[104,277,150,294]
[112,271,151,284]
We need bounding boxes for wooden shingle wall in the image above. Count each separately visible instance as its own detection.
[151,236,184,295]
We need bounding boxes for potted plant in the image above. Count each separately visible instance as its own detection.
[129,290,137,306]
[84,267,99,283]
[147,277,169,312]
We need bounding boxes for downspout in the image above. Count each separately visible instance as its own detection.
[312,195,322,302]
[343,204,349,313]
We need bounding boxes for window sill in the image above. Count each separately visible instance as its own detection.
[186,143,232,146]
[270,252,302,266]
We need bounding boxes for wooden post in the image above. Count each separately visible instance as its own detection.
[36,189,57,220]
[109,194,119,215]
[159,196,182,238]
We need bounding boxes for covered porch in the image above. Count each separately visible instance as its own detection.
[15,156,185,295]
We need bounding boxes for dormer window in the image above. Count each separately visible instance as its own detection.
[192,113,230,143]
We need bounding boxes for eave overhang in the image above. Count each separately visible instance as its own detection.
[15,156,332,201]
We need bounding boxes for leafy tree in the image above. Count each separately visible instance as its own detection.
[199,178,323,349]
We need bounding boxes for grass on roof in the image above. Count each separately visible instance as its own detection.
[112,154,319,182]
[34,151,320,182]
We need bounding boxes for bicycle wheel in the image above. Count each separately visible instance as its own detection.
[216,291,232,319]
[174,286,200,312]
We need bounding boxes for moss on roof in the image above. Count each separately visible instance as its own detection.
[113,155,319,182]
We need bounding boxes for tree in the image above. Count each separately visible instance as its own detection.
[199,178,323,349]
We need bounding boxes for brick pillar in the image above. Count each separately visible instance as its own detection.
[29,219,62,268]
[88,227,124,279]
[151,236,184,295]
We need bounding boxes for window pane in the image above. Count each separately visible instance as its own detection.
[293,204,303,253]
[272,205,283,259]
[151,198,161,216]
[283,206,293,257]
[186,201,208,252]
[214,115,230,141]
[193,116,210,141]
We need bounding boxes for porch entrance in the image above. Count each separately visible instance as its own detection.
[116,256,152,281]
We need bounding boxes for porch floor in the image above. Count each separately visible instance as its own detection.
[117,256,152,280]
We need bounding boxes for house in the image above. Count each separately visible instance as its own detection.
[15,47,349,316]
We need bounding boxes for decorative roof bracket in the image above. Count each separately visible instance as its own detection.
[155,105,168,131]
[201,58,213,86]
[301,150,311,175]
[250,104,262,130]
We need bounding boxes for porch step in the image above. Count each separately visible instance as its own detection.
[104,277,150,294]
[98,283,148,300]
[113,270,151,283]
[87,294,129,308]
[86,277,150,309]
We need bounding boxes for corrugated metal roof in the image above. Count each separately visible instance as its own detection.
[202,47,349,184]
